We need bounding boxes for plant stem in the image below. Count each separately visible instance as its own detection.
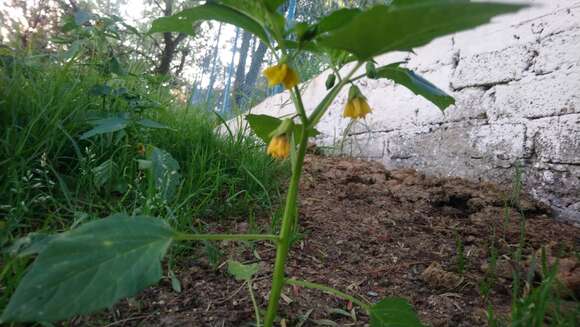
[285,278,370,311]
[173,233,278,242]
[308,62,363,127]
[248,281,261,327]
[263,127,309,327]
[291,86,308,124]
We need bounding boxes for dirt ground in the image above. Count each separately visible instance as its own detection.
[86,155,579,327]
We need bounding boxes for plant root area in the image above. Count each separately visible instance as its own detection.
[88,155,579,327]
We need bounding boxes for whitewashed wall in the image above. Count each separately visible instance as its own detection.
[240,0,580,222]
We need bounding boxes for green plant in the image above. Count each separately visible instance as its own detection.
[228,260,262,327]
[483,167,579,327]
[1,1,526,325]
[454,228,466,276]
[0,52,282,309]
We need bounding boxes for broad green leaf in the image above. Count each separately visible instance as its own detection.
[150,3,269,45]
[283,40,322,53]
[374,63,454,111]
[137,159,152,170]
[246,114,282,143]
[136,118,172,130]
[318,1,526,60]
[88,84,112,96]
[4,233,57,258]
[74,10,92,25]
[316,8,361,35]
[0,215,174,323]
[263,0,285,12]
[370,298,423,327]
[80,116,128,140]
[109,56,127,76]
[92,158,116,188]
[64,40,83,60]
[227,260,259,281]
[151,147,181,202]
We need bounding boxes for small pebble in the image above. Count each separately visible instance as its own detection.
[367,291,378,297]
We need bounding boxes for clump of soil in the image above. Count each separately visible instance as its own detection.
[86,155,579,327]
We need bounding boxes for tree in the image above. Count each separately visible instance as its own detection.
[153,0,189,75]
[231,30,252,107]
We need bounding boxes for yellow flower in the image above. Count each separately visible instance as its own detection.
[262,64,299,90]
[343,97,372,119]
[267,135,290,159]
[136,143,146,156]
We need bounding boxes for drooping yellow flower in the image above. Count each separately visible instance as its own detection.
[136,143,146,156]
[267,135,290,159]
[343,97,372,119]
[262,64,299,90]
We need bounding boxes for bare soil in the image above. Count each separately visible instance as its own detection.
[85,155,579,327]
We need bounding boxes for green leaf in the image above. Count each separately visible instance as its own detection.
[109,56,127,76]
[74,10,92,25]
[150,3,269,45]
[246,114,282,143]
[151,147,181,202]
[370,298,423,327]
[92,158,117,188]
[264,0,285,12]
[89,84,112,96]
[137,159,152,170]
[374,63,454,111]
[318,1,526,60]
[0,215,174,323]
[316,8,361,35]
[4,233,58,258]
[227,260,259,281]
[80,116,129,140]
[136,118,172,130]
[168,269,182,293]
[63,40,83,60]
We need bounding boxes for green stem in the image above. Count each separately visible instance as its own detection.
[263,127,309,327]
[308,62,363,127]
[291,86,309,124]
[248,281,261,327]
[173,233,278,242]
[285,278,370,311]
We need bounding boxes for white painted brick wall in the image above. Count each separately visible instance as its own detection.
[239,0,580,222]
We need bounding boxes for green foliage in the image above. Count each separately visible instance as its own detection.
[150,3,269,44]
[369,298,424,327]
[246,114,282,143]
[371,63,455,111]
[1,215,174,323]
[227,260,260,281]
[80,115,130,140]
[454,229,466,275]
[2,1,529,326]
[0,54,284,314]
[317,2,526,60]
[150,146,181,202]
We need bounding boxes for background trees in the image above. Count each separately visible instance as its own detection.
[0,0,381,114]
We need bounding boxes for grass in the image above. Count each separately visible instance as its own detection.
[0,53,286,308]
[481,165,579,327]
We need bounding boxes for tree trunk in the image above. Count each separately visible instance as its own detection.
[221,27,240,114]
[205,22,223,107]
[154,0,187,76]
[232,30,252,106]
[237,40,267,106]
